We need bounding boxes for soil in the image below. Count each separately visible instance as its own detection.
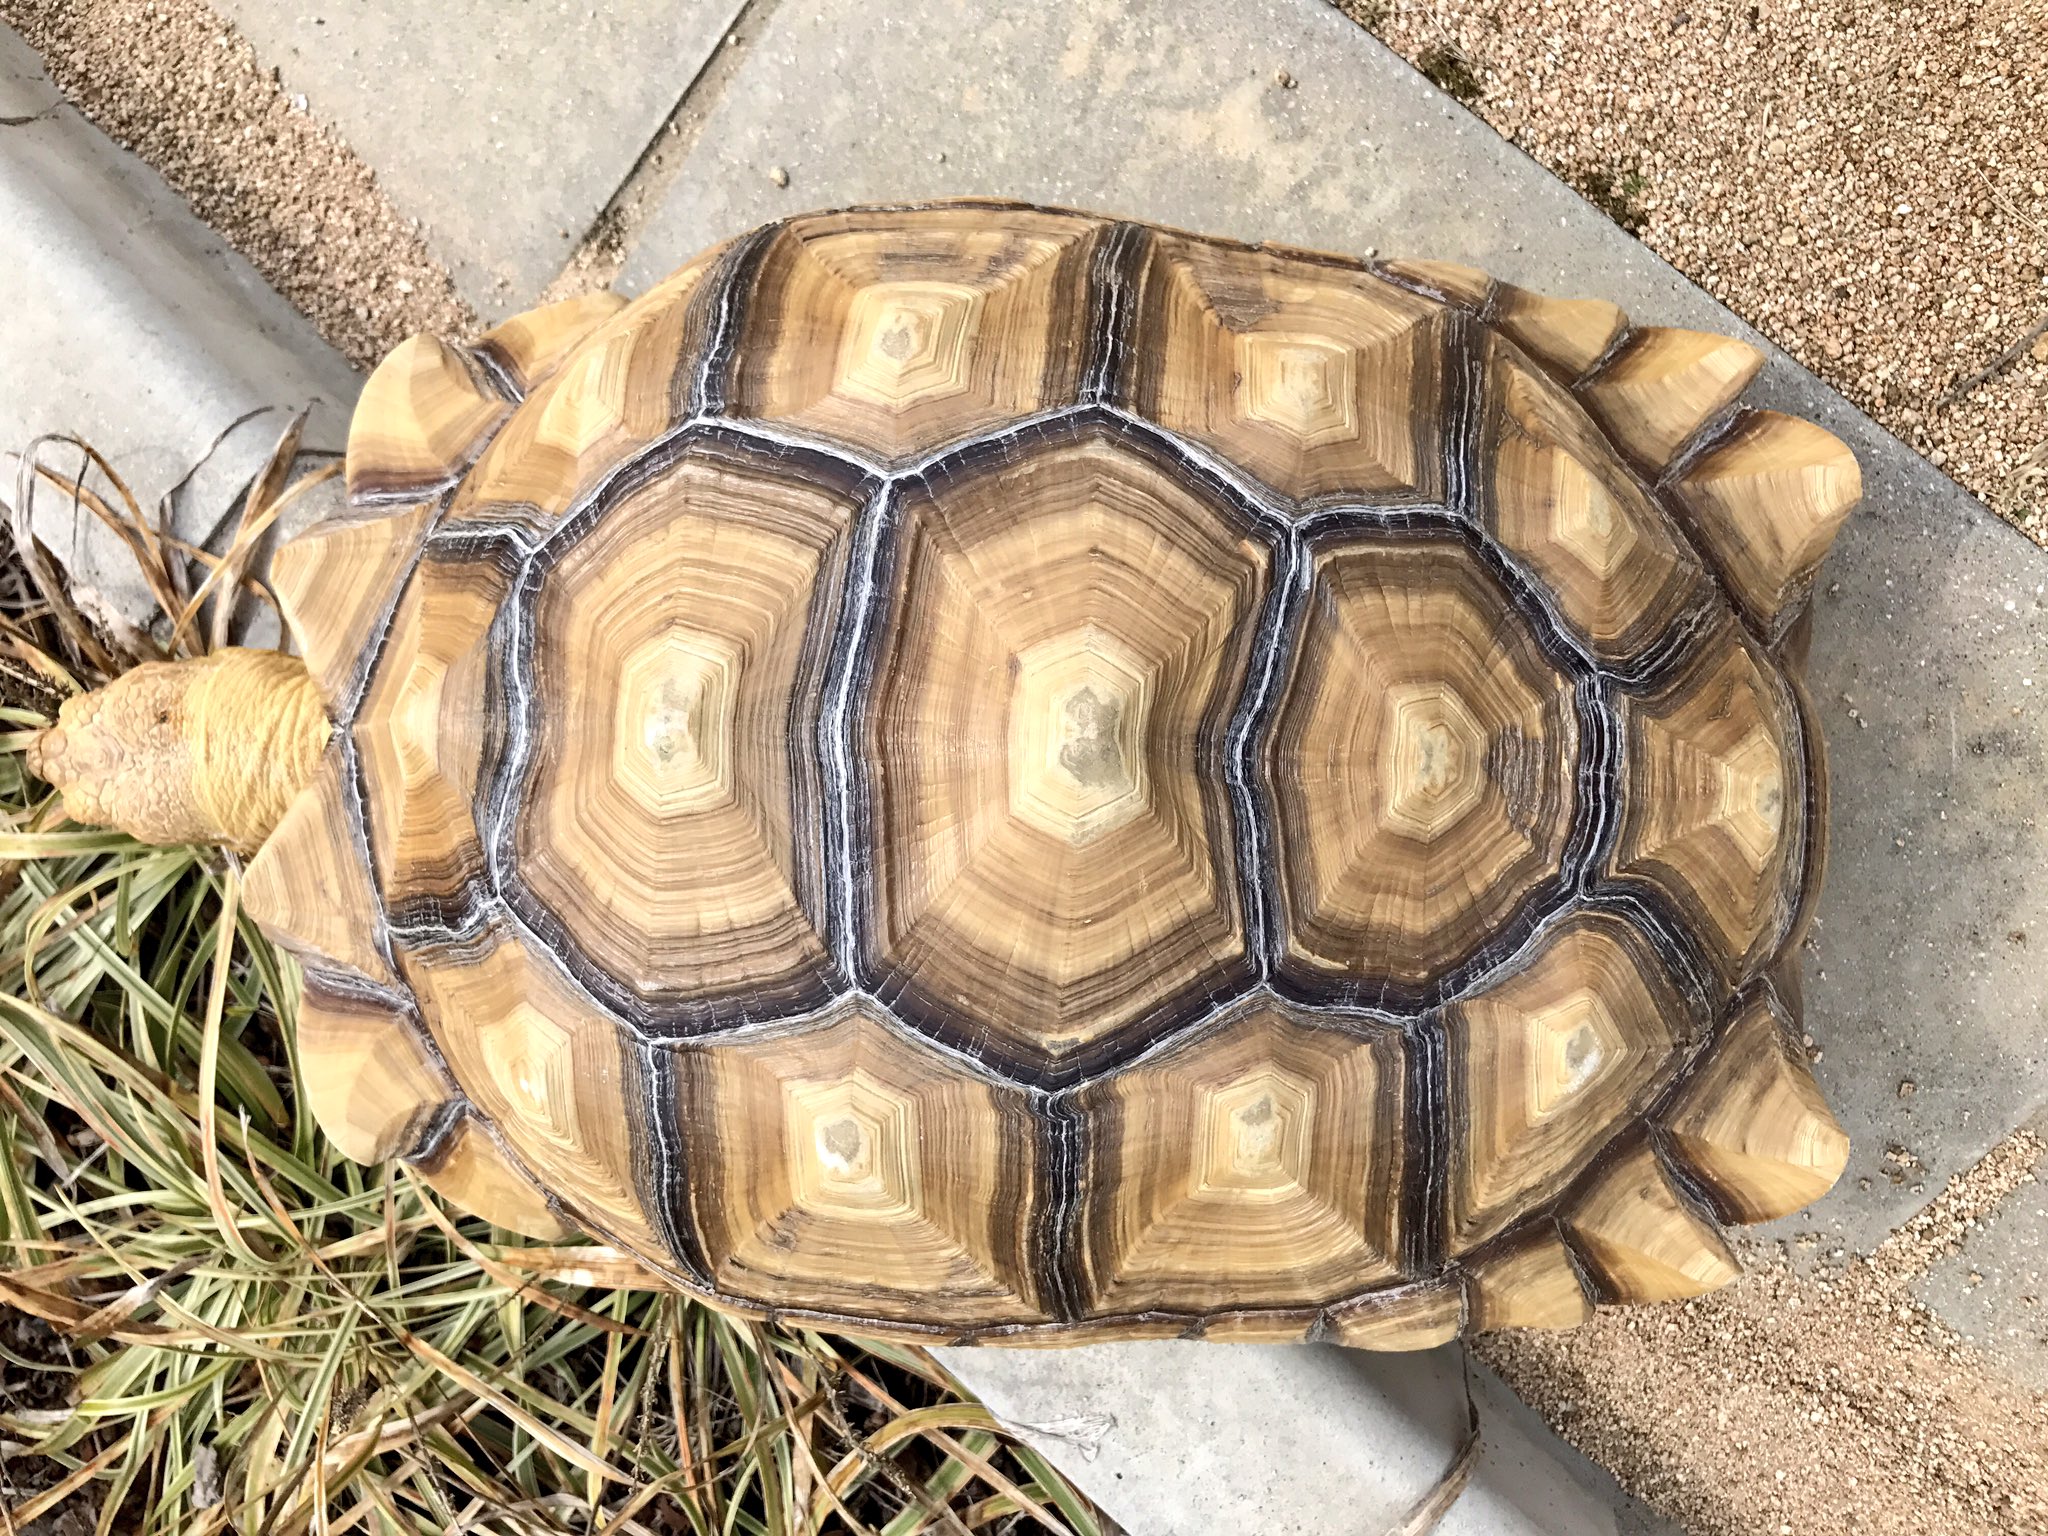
[0,0,472,369]
[1339,0,2048,538]
[1479,1129,2048,1536]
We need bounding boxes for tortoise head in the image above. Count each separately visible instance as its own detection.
[27,649,331,853]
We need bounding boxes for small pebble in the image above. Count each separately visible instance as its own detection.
[768,164,790,188]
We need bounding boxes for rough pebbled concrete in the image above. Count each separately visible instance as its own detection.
[620,0,2048,1262]
[0,26,359,630]
[213,0,747,316]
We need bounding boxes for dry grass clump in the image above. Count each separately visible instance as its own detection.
[0,438,1101,1536]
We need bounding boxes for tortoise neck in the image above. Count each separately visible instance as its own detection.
[27,649,331,853]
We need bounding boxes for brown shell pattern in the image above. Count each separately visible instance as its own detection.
[246,201,1861,1347]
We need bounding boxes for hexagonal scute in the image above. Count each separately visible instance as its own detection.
[1121,230,1450,504]
[859,418,1271,1078]
[510,432,869,1024]
[1267,533,1581,1006]
[404,919,667,1257]
[1480,335,1719,670]
[724,205,1107,463]
[354,541,516,931]
[1444,910,1697,1252]
[672,1001,1041,1325]
[1608,612,1808,991]
[1070,1001,1404,1316]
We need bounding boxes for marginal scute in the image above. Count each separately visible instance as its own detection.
[271,504,435,706]
[243,743,395,988]
[675,1002,1039,1323]
[411,1113,574,1241]
[447,249,721,531]
[1127,232,1448,502]
[294,976,453,1164]
[346,334,511,503]
[1323,1279,1466,1349]
[1580,326,1764,473]
[1378,257,1493,306]
[1565,1137,1741,1303]
[1483,337,1717,665]
[863,421,1264,1071]
[1467,1224,1594,1331]
[1611,615,1805,989]
[729,205,1104,461]
[1072,1005,1403,1315]
[475,290,630,396]
[1670,409,1862,640]
[354,545,510,925]
[1268,535,1578,1001]
[1664,992,1850,1223]
[1198,1308,1321,1343]
[406,922,666,1254]
[1447,911,1693,1250]
[1492,285,1628,380]
[514,435,857,1019]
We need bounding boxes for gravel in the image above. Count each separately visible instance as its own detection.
[0,0,472,369]
[1480,1130,2048,1536]
[1339,0,2048,538]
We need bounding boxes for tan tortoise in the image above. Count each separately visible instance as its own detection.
[29,201,1862,1348]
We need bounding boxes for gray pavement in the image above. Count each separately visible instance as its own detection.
[214,0,747,315]
[935,1341,1683,1536]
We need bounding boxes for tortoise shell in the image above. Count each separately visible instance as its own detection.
[245,202,1860,1347]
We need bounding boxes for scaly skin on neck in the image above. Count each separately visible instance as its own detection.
[26,649,331,853]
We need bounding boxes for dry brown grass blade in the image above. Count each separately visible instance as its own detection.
[68,1252,206,1344]
[831,1358,1072,1536]
[22,445,184,663]
[0,1267,181,1344]
[481,1243,667,1290]
[410,1184,645,1336]
[8,436,120,675]
[208,410,307,653]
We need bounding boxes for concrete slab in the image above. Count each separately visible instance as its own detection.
[0,26,360,631]
[1917,1127,2048,1392]
[932,1342,1676,1536]
[214,0,746,316]
[621,0,2048,1258]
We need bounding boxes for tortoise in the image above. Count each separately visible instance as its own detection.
[29,201,1861,1349]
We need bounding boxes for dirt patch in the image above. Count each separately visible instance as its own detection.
[1339,0,2048,538]
[1479,1130,2048,1536]
[1,0,472,368]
